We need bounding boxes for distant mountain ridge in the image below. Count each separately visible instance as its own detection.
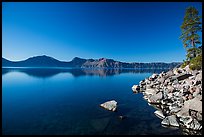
[2,55,182,69]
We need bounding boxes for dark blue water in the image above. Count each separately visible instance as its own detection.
[2,68,181,135]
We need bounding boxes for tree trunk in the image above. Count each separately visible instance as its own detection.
[191,39,196,58]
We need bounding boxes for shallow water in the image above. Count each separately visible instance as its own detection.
[2,68,182,135]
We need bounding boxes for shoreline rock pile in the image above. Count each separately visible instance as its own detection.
[132,65,202,133]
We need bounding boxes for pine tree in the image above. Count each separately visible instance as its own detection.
[179,6,202,60]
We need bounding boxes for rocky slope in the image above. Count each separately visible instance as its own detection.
[132,65,202,135]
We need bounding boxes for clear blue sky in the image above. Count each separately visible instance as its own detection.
[2,2,202,63]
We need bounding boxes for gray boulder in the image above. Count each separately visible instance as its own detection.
[167,115,179,127]
[189,75,195,80]
[193,87,201,97]
[183,65,192,74]
[161,115,179,127]
[179,116,193,126]
[100,100,117,112]
[192,70,199,76]
[184,97,202,113]
[144,88,157,95]
[176,108,190,118]
[139,80,146,86]
[154,110,165,119]
[180,116,202,130]
[195,73,202,82]
[196,112,202,121]
[158,77,165,84]
[151,73,158,79]
[132,85,140,92]
[177,97,202,118]
[170,107,181,114]
[147,92,163,104]
[189,118,202,130]
[161,117,170,126]
[167,85,174,93]
[195,94,202,101]
[166,70,174,77]
[164,78,170,86]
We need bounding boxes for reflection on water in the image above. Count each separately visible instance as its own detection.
[2,67,169,78]
[2,67,182,135]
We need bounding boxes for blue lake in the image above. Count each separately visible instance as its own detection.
[2,68,181,135]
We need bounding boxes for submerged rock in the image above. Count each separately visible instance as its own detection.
[118,115,127,120]
[90,117,110,132]
[100,100,117,112]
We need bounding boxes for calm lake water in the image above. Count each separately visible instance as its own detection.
[2,68,182,135]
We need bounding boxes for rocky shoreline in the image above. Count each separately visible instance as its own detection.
[132,65,202,135]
